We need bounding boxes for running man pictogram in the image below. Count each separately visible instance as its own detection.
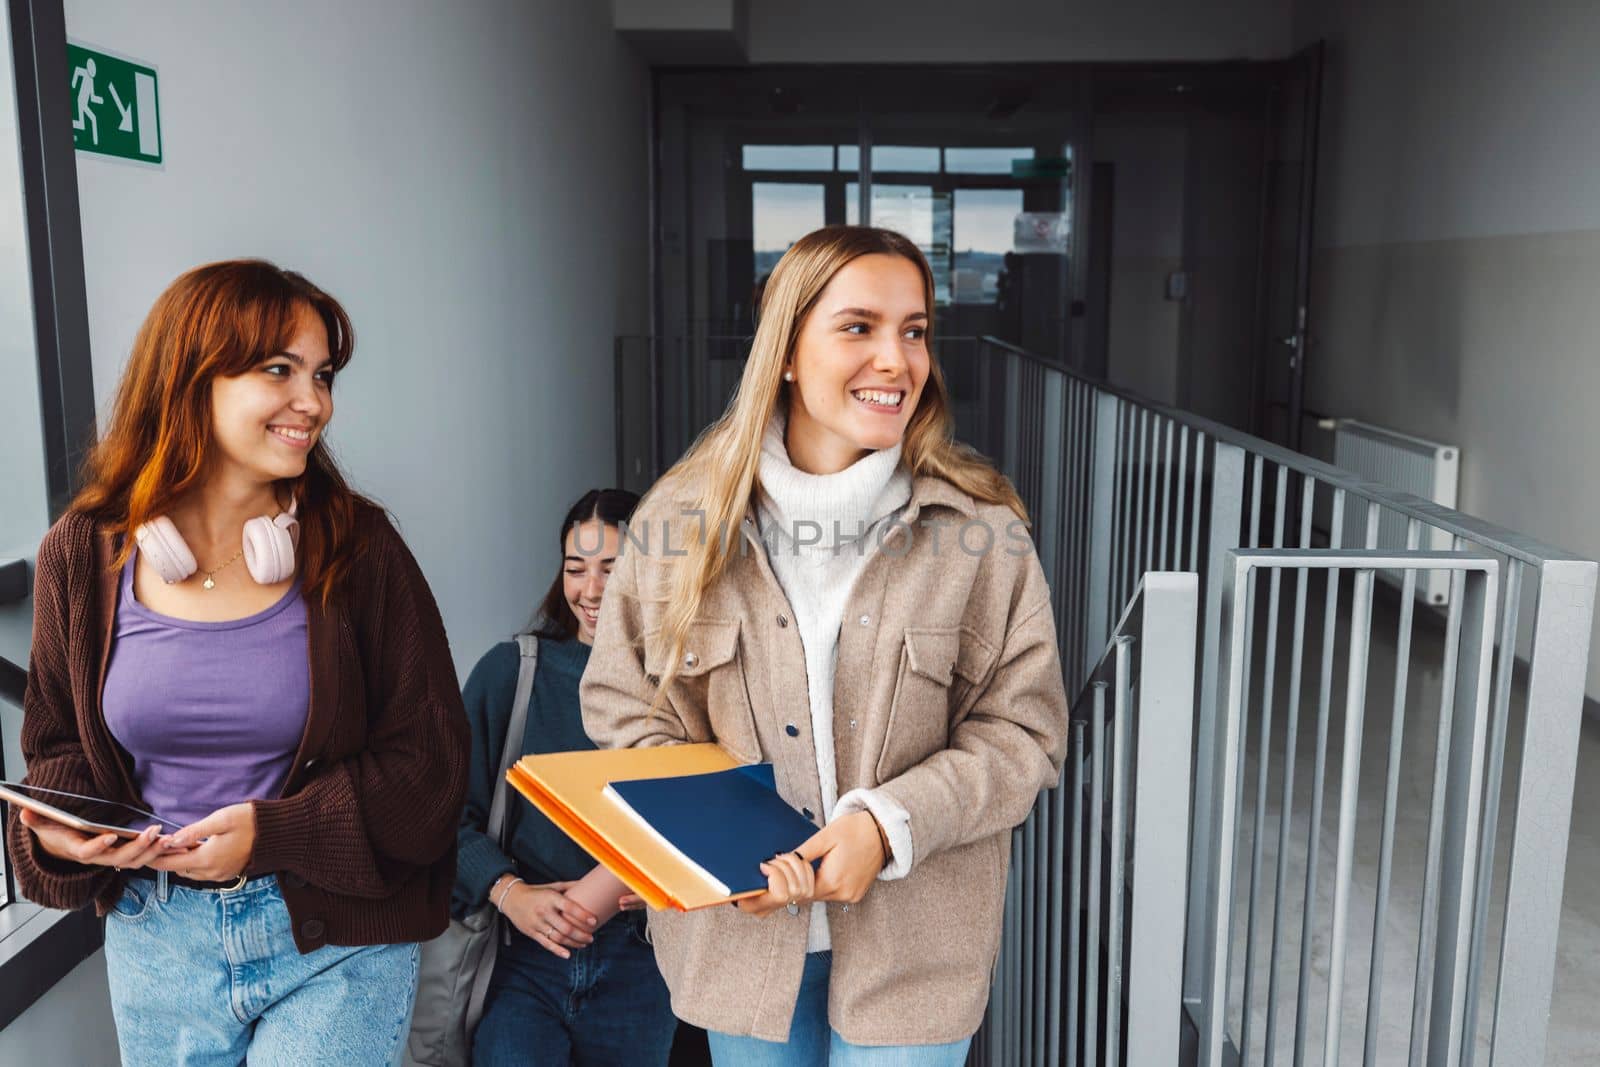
[71,57,103,144]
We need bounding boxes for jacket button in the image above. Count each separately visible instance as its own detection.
[849,719,857,729]
[683,652,698,668]
[777,614,789,628]
[301,919,326,940]
[785,724,799,737]
[858,614,870,626]
[283,872,308,890]
[802,807,814,820]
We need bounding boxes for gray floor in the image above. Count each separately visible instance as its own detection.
[1214,573,1598,1065]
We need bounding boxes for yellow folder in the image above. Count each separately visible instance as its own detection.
[506,743,765,912]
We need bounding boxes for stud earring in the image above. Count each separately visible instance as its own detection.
[783,370,795,382]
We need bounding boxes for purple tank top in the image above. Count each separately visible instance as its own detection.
[102,551,311,828]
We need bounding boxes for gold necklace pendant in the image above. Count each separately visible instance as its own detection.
[200,548,245,590]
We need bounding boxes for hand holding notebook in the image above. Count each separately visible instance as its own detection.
[507,745,819,911]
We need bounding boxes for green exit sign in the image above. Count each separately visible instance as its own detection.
[67,43,161,164]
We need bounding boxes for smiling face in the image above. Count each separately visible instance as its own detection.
[208,306,334,488]
[783,253,931,475]
[564,519,622,644]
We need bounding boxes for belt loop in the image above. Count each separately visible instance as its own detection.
[156,870,170,902]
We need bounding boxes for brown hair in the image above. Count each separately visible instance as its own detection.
[531,488,641,640]
[73,259,374,603]
[646,225,1025,707]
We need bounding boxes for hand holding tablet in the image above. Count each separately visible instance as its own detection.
[1,781,193,870]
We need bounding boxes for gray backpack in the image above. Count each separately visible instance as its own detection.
[406,634,539,1067]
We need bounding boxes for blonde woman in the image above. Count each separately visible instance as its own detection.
[581,225,1070,1064]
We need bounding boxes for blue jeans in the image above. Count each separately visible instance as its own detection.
[706,952,974,1066]
[103,872,419,1067]
[472,915,675,1066]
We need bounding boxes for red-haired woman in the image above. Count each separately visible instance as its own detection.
[5,260,468,1066]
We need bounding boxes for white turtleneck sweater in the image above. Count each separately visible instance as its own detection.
[756,414,916,953]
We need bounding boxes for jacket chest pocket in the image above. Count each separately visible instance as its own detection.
[647,619,762,764]
[876,627,999,782]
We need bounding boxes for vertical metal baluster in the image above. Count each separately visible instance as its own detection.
[1205,559,1255,1066]
[1158,415,1171,572]
[1023,790,1037,1065]
[1050,721,1069,1066]
[1293,488,1346,1067]
[1264,476,1316,1067]
[1134,410,1150,594]
[1142,414,1158,576]
[1410,564,1469,1065]
[1224,456,1266,1054]
[1363,520,1423,1067]
[1176,428,1191,570]
[1075,384,1091,686]
[1108,638,1133,1067]
[1324,567,1378,1064]
[1142,416,1158,575]
[1460,557,1521,1066]
[1088,683,1108,1067]
[1241,465,1289,1063]
[1068,718,1086,1067]
[1189,433,1207,578]
[1114,404,1133,623]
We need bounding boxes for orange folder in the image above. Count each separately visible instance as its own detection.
[506,743,766,912]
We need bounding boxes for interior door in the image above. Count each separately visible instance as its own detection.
[1256,42,1324,448]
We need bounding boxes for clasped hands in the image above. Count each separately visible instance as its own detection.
[20,802,258,883]
[736,809,886,919]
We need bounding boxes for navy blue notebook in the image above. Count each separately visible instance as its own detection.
[605,764,818,898]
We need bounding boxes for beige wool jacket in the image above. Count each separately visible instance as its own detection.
[580,472,1071,1045]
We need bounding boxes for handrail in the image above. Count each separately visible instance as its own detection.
[974,335,1583,566]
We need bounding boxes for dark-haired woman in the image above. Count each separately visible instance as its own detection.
[5,260,469,1065]
[455,488,677,1067]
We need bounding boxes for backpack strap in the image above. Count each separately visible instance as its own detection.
[486,634,539,848]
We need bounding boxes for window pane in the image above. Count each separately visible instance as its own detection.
[847,183,952,304]
[742,145,834,171]
[837,144,859,172]
[953,188,1023,303]
[753,183,825,279]
[945,146,1035,174]
[871,145,940,173]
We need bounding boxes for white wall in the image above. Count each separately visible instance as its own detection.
[747,0,1291,63]
[2,0,647,1054]
[62,0,650,677]
[1293,0,1600,700]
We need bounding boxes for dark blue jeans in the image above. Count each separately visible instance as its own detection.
[471,915,675,1067]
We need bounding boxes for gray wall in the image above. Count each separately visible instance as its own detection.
[1095,117,1186,405]
[745,0,1291,62]
[64,0,651,678]
[2,0,648,1056]
[1293,0,1600,700]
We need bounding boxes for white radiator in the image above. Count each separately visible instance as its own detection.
[1332,419,1461,606]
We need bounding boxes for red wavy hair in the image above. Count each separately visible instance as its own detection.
[73,259,374,604]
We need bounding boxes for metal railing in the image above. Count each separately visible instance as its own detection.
[974,573,1198,1067]
[951,335,1596,1066]
[612,329,1597,1065]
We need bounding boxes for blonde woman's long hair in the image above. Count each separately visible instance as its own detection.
[647,225,1026,702]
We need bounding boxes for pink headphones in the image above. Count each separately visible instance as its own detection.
[134,499,300,586]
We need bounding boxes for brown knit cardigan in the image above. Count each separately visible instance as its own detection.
[4,505,469,952]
